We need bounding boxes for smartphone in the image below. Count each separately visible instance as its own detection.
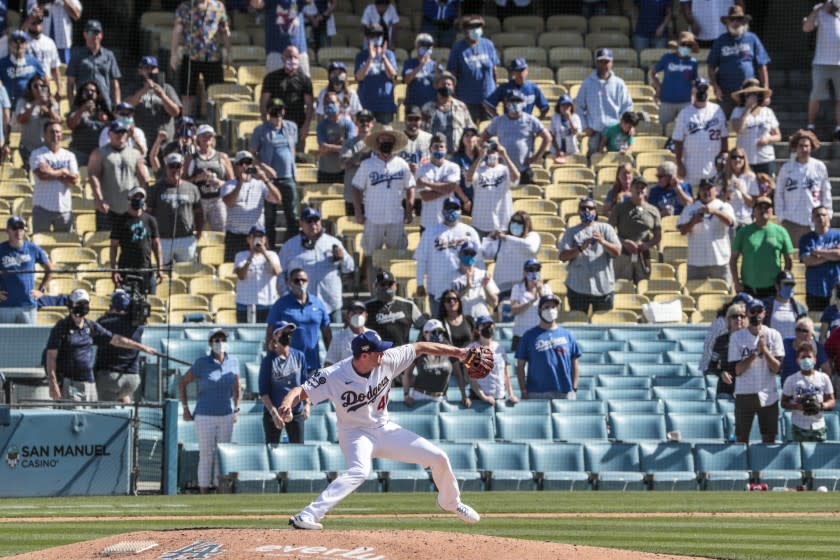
[246,166,257,174]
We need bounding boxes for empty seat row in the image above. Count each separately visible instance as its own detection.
[180,441,840,493]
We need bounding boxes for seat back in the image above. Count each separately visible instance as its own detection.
[801,442,840,470]
[551,413,608,441]
[496,400,551,415]
[267,444,320,471]
[693,443,748,472]
[303,415,330,442]
[439,413,495,441]
[216,443,269,474]
[232,413,265,444]
[529,441,585,472]
[666,413,725,442]
[476,442,531,470]
[606,399,664,413]
[388,411,440,440]
[594,388,652,401]
[639,441,695,473]
[596,375,652,389]
[435,442,478,470]
[496,414,553,441]
[550,400,607,414]
[584,442,641,472]
[318,443,346,471]
[652,387,708,401]
[748,443,802,471]
[608,413,667,442]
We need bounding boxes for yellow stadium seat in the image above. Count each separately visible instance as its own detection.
[82,230,112,248]
[214,309,238,324]
[155,278,188,298]
[513,198,558,216]
[557,309,588,323]
[558,198,581,222]
[316,46,358,68]
[660,231,689,251]
[635,151,676,171]
[661,246,688,264]
[493,32,536,48]
[660,215,680,232]
[552,167,596,184]
[541,261,568,282]
[207,83,251,102]
[549,47,592,68]
[610,49,639,68]
[171,261,216,279]
[50,246,97,265]
[696,293,732,313]
[544,183,589,202]
[546,15,587,34]
[37,310,65,325]
[210,292,237,313]
[654,293,697,314]
[686,278,731,296]
[503,47,548,68]
[140,11,174,29]
[168,293,210,311]
[538,31,584,49]
[48,278,92,295]
[591,151,633,171]
[614,278,635,294]
[32,232,80,247]
[297,167,319,184]
[199,245,226,266]
[555,66,592,87]
[613,67,646,84]
[585,32,630,50]
[591,309,639,324]
[589,15,631,35]
[189,276,235,297]
[503,15,546,34]
[231,45,265,64]
[640,48,671,69]
[538,245,559,261]
[691,309,717,324]
[237,65,265,88]
[529,214,565,233]
[197,231,225,247]
[390,260,416,281]
[637,278,682,295]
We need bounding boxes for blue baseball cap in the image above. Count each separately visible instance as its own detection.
[111,289,131,312]
[523,258,541,270]
[248,225,265,236]
[10,30,28,43]
[115,101,134,113]
[557,94,573,106]
[140,55,159,68]
[272,321,297,336]
[351,331,393,356]
[508,57,528,71]
[109,120,129,133]
[595,48,613,61]
[476,315,495,327]
[301,206,321,221]
[459,240,479,255]
[694,77,711,89]
[6,215,25,229]
[539,294,561,308]
[443,195,461,210]
[328,61,346,72]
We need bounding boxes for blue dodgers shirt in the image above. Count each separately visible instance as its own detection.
[266,292,331,370]
[47,317,114,382]
[402,58,441,109]
[647,182,693,216]
[654,53,698,104]
[485,80,549,115]
[800,230,840,299]
[515,325,581,393]
[191,354,240,417]
[447,38,499,105]
[263,0,308,55]
[707,31,771,94]
[0,55,44,105]
[258,347,308,411]
[0,240,48,308]
[355,49,398,113]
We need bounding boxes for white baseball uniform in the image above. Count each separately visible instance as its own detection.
[672,102,728,187]
[296,344,462,523]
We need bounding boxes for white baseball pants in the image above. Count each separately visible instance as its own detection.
[301,422,460,522]
[195,414,234,489]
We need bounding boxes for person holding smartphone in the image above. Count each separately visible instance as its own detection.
[234,225,282,324]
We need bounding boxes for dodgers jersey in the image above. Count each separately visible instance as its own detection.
[303,344,416,430]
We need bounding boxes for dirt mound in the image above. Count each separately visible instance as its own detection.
[11,528,709,559]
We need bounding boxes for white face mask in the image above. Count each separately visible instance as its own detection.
[540,307,558,323]
[211,341,227,355]
[486,153,499,166]
[728,24,744,35]
[349,313,366,328]
[677,46,692,58]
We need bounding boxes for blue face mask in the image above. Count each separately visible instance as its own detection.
[370,37,383,47]
[579,210,596,223]
[432,150,447,160]
[526,271,540,282]
[460,254,476,267]
[418,47,432,57]
[443,209,460,223]
[798,357,815,371]
[468,28,483,40]
[678,46,692,58]
[780,285,794,299]
[325,103,339,116]
[429,332,443,343]
[509,222,525,236]
[507,102,524,115]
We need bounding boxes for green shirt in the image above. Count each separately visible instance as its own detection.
[732,222,794,289]
[602,123,634,152]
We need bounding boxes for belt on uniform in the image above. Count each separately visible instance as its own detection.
[413,387,445,397]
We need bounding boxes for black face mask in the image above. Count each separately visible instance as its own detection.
[696,90,708,102]
[130,198,145,210]
[302,236,315,250]
[379,141,395,154]
[330,75,346,87]
[480,326,494,339]
[749,315,762,327]
[278,333,292,346]
[437,86,453,97]
[72,303,90,317]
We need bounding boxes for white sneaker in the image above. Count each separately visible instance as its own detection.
[288,514,323,530]
[455,502,480,524]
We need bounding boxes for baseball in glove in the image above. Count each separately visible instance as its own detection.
[801,394,822,416]
[464,346,494,379]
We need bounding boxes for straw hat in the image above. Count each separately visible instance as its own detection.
[721,5,752,24]
[731,78,772,102]
[364,126,409,152]
[667,31,699,53]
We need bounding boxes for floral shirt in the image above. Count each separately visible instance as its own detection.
[175,0,229,62]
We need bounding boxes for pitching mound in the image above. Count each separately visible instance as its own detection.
[10,528,709,559]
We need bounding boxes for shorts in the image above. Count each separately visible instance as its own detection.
[179,57,224,97]
[160,235,197,265]
[0,307,37,324]
[791,424,827,442]
[734,394,778,442]
[61,378,98,402]
[95,370,141,401]
[687,264,732,285]
[200,197,227,232]
[32,206,73,233]
[362,222,407,254]
[810,64,840,102]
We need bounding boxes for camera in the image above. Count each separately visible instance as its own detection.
[487,140,498,152]
[246,166,257,174]
[122,274,151,327]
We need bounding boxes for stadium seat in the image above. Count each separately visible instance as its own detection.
[577,339,627,353]
[551,413,608,441]
[666,413,726,443]
[495,400,551,415]
[591,309,639,324]
[608,412,667,442]
[801,442,840,491]
[529,441,589,490]
[267,444,327,493]
[748,443,804,488]
[584,442,645,490]
[693,443,750,490]
[319,444,380,491]
[546,14,587,33]
[652,387,708,402]
[606,400,664,413]
[538,31,584,49]
[607,351,662,365]
[476,442,535,490]
[178,442,200,491]
[373,456,432,492]
[549,46,592,68]
[439,413,495,441]
[493,32,537,48]
[388,411,440,441]
[216,443,278,493]
[595,387,653,401]
[232,413,265,444]
[627,340,677,354]
[655,377,706,390]
[639,441,698,490]
[551,400,607,414]
[596,375,652,389]
[303,415,330,443]
[503,15,545,33]
[435,442,483,491]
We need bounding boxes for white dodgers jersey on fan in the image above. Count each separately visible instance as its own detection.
[303,345,417,430]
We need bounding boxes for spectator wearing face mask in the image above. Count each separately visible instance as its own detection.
[559,198,622,313]
[259,46,313,153]
[466,137,520,238]
[361,0,400,47]
[677,179,735,284]
[649,31,699,126]
[403,33,443,110]
[355,23,397,124]
[729,79,780,176]
[234,225,281,324]
[325,301,373,366]
[509,259,553,353]
[482,211,540,297]
[265,268,332,373]
[484,58,549,119]
[576,48,633,158]
[672,78,729,188]
[762,271,809,339]
[250,0,311,76]
[422,72,474,156]
[467,315,518,406]
[447,15,498,123]
[452,240,500,318]
[403,318,467,407]
[364,270,425,348]
[549,95,581,165]
[260,320,309,444]
[315,62,362,122]
[416,132,462,231]
[398,105,432,176]
[316,91,357,184]
[648,161,694,217]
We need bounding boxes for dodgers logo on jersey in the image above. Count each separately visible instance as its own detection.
[784,176,816,194]
[1,252,31,269]
[376,309,406,324]
[535,336,569,353]
[687,116,721,135]
[341,377,391,412]
[370,169,405,189]
[720,43,753,58]
[434,236,469,252]
[475,172,505,190]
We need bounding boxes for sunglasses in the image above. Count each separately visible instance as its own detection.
[237,160,254,166]
[428,330,445,337]
[290,278,308,284]
[730,155,745,160]
[443,297,458,303]
[729,314,746,319]
[167,163,182,169]
[580,206,596,211]
[795,328,811,334]
[209,338,226,343]
[749,308,764,315]
[655,174,669,179]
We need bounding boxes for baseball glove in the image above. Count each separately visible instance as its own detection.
[801,394,822,416]
[465,346,494,380]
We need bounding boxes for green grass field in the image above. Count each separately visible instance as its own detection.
[2,492,839,559]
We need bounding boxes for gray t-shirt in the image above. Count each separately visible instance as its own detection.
[147,179,201,239]
[484,113,545,171]
[339,135,372,203]
[123,79,181,141]
[558,222,619,296]
[14,96,54,152]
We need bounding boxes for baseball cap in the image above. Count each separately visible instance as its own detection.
[347,300,367,312]
[443,196,461,210]
[357,109,375,123]
[422,318,445,333]
[376,270,396,285]
[267,98,285,112]
[109,120,129,133]
[208,328,228,341]
[248,225,266,236]
[459,240,478,255]
[430,132,447,146]
[10,30,28,43]
[6,215,25,229]
[164,152,184,166]
[557,94,573,106]
[85,19,103,33]
[504,90,525,103]
[694,77,711,89]
[301,206,321,222]
[365,23,385,35]
[749,299,766,311]
[111,289,131,312]
[196,124,215,137]
[127,186,146,199]
[731,292,754,307]
[405,105,422,118]
[140,55,159,68]
[595,48,614,61]
[69,289,91,304]
[508,57,528,71]
[475,315,495,327]
[328,61,346,73]
[271,321,297,336]
[776,271,796,285]
[754,196,773,207]
[523,258,541,270]
[463,15,485,28]
[234,150,254,164]
[178,115,195,127]
[539,294,561,308]
[114,101,135,113]
[351,331,393,356]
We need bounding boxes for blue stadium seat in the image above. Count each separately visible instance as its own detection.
[244,362,260,396]
[679,339,706,353]
[551,413,608,441]
[303,414,330,442]
[551,400,607,414]
[495,400,551,415]
[267,444,327,493]
[607,351,662,365]
[826,412,840,441]
[628,340,678,353]
[496,414,553,441]
[639,441,699,490]
[663,400,718,414]
[724,412,774,443]
[235,327,266,341]
[801,442,840,491]
[653,376,705,389]
[578,340,628,353]
[440,400,495,415]
[439,413,495,441]
[178,442,199,491]
[606,399,664,413]
[596,375,652,389]
[388,400,440,414]
[529,441,589,490]
[652,387,708,401]
[309,401,334,415]
[216,443,278,493]
[661,327,707,341]
[665,351,703,366]
[435,442,483,491]
[577,352,606,364]
[387,411,441,441]
[580,364,627,376]
[665,413,726,443]
[716,399,735,414]
[629,363,685,377]
[232,413,266,444]
[178,418,197,445]
[476,442,535,490]
[318,444,380,492]
[748,443,804,487]
[584,442,645,490]
[243,401,264,414]
[608,412,667,442]
[594,387,652,401]
[693,443,750,490]
[324,412,338,442]
[373,457,432,492]
[608,327,661,341]
[571,327,610,341]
